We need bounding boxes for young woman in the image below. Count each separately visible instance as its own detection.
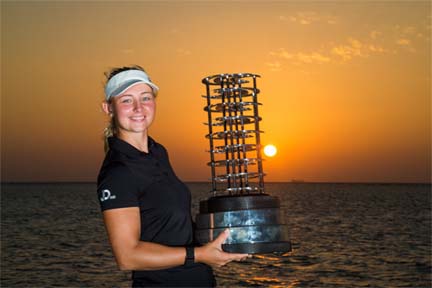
[97,65,249,287]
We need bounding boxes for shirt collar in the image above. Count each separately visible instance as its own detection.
[108,136,156,158]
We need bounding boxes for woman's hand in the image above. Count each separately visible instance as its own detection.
[195,229,251,268]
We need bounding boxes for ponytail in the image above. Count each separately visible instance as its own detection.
[103,116,117,153]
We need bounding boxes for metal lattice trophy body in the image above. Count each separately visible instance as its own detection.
[195,73,291,254]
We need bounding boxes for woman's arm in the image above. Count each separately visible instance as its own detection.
[103,207,249,271]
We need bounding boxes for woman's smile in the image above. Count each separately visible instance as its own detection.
[130,116,146,121]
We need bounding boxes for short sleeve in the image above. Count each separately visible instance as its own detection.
[97,163,140,211]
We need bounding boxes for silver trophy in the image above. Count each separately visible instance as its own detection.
[195,73,291,254]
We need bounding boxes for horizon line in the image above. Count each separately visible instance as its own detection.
[1,181,431,185]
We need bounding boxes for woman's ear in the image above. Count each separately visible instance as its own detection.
[102,102,112,115]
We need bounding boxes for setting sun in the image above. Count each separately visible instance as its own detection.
[264,145,277,157]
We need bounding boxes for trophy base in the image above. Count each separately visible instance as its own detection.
[222,241,291,254]
[195,194,292,255]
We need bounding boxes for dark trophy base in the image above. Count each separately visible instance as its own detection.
[222,242,291,254]
[195,194,291,254]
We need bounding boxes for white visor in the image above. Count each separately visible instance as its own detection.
[104,69,159,100]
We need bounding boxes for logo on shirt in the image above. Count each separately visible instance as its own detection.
[100,189,116,202]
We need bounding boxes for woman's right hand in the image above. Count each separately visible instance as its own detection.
[195,229,251,268]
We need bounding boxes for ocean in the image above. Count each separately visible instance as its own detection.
[1,182,431,287]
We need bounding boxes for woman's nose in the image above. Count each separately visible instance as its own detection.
[133,100,143,111]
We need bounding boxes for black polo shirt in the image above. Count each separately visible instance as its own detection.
[97,136,215,286]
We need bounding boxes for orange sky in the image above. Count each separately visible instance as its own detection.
[1,1,431,183]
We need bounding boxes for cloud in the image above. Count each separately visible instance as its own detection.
[392,25,420,52]
[395,38,416,52]
[268,36,391,70]
[270,48,292,60]
[331,38,391,61]
[176,48,192,56]
[265,61,282,71]
[396,38,411,46]
[270,48,331,65]
[368,44,387,53]
[290,12,320,25]
[326,18,337,25]
[331,38,368,60]
[370,30,381,39]
[121,49,134,54]
[281,11,337,25]
[297,52,331,64]
[269,48,331,69]
[267,23,425,71]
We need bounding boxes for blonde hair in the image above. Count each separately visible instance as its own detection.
[103,115,117,153]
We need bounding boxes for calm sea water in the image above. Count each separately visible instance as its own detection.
[1,182,431,287]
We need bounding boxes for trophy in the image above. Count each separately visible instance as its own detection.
[195,73,291,254]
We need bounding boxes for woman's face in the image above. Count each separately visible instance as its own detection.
[105,82,156,137]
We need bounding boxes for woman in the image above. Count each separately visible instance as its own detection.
[97,65,249,287]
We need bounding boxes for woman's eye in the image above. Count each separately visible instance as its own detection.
[121,98,132,103]
[142,96,153,102]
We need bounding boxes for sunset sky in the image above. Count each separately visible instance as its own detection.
[2,1,431,183]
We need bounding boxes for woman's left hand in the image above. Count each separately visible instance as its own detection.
[195,229,251,268]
